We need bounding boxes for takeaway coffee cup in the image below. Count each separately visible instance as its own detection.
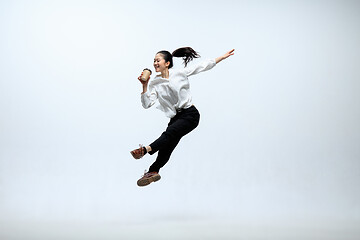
[140,68,152,81]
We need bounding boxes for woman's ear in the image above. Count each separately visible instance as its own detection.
[165,61,170,68]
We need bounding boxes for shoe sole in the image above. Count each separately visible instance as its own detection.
[137,174,161,187]
[130,151,142,160]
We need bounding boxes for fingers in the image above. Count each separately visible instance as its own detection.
[138,72,143,80]
[225,49,235,58]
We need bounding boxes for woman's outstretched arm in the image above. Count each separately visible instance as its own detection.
[215,49,235,64]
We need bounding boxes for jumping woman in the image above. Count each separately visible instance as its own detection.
[131,47,235,187]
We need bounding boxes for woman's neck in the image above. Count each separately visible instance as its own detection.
[161,69,169,79]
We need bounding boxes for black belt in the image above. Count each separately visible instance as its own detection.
[176,105,195,113]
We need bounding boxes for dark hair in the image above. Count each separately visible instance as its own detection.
[157,47,200,69]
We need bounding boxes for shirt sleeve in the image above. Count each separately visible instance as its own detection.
[141,88,158,109]
[183,59,216,77]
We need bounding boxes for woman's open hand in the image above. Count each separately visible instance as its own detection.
[215,49,235,64]
[223,49,235,59]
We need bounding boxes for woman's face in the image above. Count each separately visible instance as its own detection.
[153,53,170,72]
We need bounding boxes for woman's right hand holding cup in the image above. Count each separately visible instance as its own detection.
[138,68,152,85]
[138,72,148,85]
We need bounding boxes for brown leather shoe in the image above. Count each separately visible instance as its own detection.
[137,171,161,187]
[130,144,145,159]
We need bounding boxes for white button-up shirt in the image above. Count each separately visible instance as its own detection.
[141,59,217,118]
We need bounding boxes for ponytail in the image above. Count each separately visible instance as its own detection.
[157,47,200,69]
[172,47,200,67]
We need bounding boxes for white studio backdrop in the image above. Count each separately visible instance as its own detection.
[0,0,359,239]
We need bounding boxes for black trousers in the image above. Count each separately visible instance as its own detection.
[148,106,200,173]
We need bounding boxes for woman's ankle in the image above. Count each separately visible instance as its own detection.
[145,146,152,153]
